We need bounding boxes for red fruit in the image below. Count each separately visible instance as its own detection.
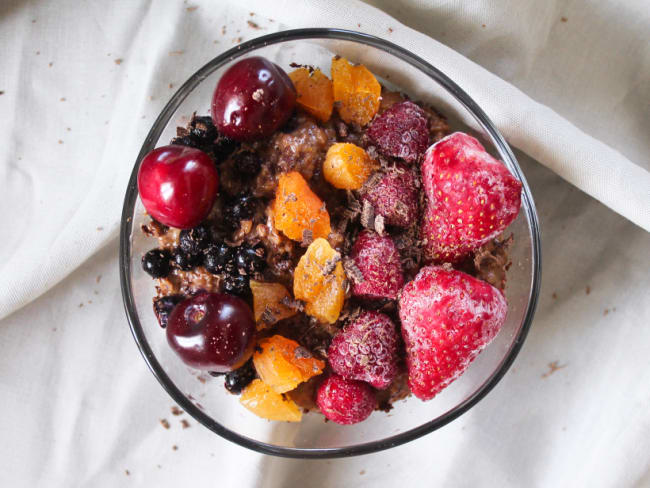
[399,265,507,400]
[316,374,376,425]
[166,292,256,372]
[137,145,218,229]
[211,56,296,141]
[349,230,404,300]
[420,132,522,263]
[361,164,418,228]
[367,101,429,163]
[328,311,399,389]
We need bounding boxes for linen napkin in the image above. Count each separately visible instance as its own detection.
[0,0,648,322]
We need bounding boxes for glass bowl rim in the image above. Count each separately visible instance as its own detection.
[119,27,542,459]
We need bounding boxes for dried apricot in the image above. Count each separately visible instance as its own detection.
[274,171,331,241]
[323,143,376,189]
[289,68,334,122]
[331,56,381,126]
[293,238,346,324]
[253,335,324,393]
[240,379,302,422]
[249,281,297,328]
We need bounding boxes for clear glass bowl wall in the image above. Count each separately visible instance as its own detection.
[120,30,541,458]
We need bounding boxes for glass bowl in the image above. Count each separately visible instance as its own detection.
[119,28,541,458]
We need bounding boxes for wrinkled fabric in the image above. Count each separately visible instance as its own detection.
[0,0,648,486]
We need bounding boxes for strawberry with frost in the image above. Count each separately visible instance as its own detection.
[420,132,522,263]
[399,265,507,400]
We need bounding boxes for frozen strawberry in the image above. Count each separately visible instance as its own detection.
[316,374,376,425]
[420,132,522,263]
[361,164,418,228]
[367,101,429,163]
[399,265,507,400]
[349,230,404,300]
[328,311,399,389]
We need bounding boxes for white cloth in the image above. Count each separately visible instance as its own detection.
[0,0,649,486]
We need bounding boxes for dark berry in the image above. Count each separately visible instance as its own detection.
[224,359,256,394]
[189,115,218,142]
[153,294,185,328]
[223,194,256,229]
[166,292,256,372]
[211,56,296,141]
[223,274,250,296]
[233,151,261,177]
[170,134,202,149]
[212,134,239,162]
[137,145,219,229]
[172,250,200,271]
[142,249,172,278]
[179,224,211,254]
[235,245,266,274]
[203,242,234,274]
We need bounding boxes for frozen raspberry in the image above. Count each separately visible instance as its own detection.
[399,265,507,400]
[367,101,429,163]
[349,230,404,300]
[316,374,376,425]
[361,164,418,228]
[328,311,399,389]
[420,132,522,263]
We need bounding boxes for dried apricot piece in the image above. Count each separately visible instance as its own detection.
[288,68,334,122]
[274,171,331,242]
[331,56,381,126]
[240,379,302,422]
[253,335,325,393]
[249,281,297,328]
[323,142,377,190]
[293,238,346,324]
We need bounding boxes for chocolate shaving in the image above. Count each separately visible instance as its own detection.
[361,200,375,229]
[322,253,341,276]
[280,296,305,312]
[294,346,313,359]
[261,306,277,324]
[342,258,364,284]
[374,214,385,236]
[301,228,313,247]
[289,62,315,73]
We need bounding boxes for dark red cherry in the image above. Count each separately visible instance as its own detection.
[166,292,255,372]
[137,145,218,229]
[211,56,296,141]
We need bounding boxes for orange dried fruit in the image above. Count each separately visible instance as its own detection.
[323,142,377,189]
[274,171,331,242]
[288,68,334,122]
[293,238,346,324]
[331,56,381,126]
[253,335,325,393]
[249,280,297,328]
[240,379,302,422]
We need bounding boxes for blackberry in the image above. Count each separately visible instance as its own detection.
[212,134,238,162]
[189,115,218,142]
[223,194,257,229]
[235,245,266,274]
[223,274,250,297]
[142,249,172,278]
[153,294,185,328]
[171,134,202,149]
[172,250,200,271]
[203,242,234,274]
[224,359,256,394]
[233,151,261,177]
[179,224,211,254]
